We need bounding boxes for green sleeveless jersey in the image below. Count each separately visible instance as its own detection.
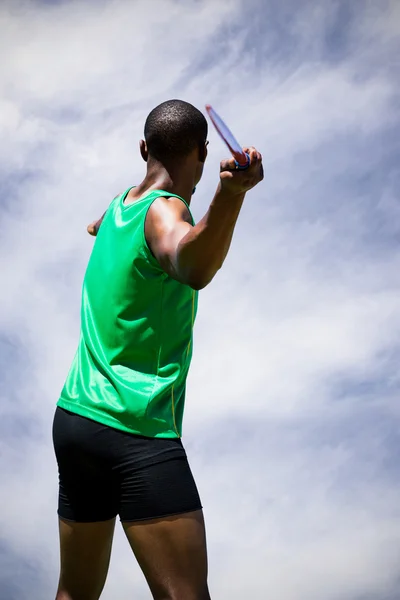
[57,188,198,438]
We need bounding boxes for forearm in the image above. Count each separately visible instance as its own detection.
[176,184,246,289]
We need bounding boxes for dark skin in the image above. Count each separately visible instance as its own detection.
[56,140,263,600]
[88,139,263,289]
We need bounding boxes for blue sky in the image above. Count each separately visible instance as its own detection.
[0,0,399,598]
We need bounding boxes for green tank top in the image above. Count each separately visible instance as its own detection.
[57,188,198,438]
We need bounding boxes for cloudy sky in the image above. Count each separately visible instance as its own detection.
[1,0,399,598]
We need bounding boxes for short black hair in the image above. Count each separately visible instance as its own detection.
[144,99,208,162]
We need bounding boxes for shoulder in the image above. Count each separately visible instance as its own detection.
[147,195,192,227]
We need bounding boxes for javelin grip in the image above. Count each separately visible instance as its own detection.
[234,152,250,170]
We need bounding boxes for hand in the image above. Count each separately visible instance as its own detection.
[87,213,105,236]
[219,147,263,195]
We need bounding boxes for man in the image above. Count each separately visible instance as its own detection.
[53,99,263,600]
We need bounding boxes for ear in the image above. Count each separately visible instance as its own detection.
[140,139,148,162]
[198,141,208,164]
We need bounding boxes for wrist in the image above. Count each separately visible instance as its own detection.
[216,181,246,203]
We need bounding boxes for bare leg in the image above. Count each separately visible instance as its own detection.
[55,517,115,600]
[123,509,211,600]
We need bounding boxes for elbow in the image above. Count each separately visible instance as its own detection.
[188,279,208,291]
[185,275,209,291]
[176,257,223,290]
[185,269,219,291]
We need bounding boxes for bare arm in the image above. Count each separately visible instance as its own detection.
[146,147,263,290]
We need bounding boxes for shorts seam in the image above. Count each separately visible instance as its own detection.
[57,512,118,523]
[120,506,203,524]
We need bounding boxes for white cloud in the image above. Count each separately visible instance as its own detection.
[0,0,399,598]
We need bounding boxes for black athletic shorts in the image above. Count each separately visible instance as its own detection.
[52,407,202,523]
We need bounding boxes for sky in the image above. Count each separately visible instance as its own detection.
[0,0,399,598]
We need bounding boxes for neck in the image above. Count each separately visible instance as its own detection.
[134,159,196,204]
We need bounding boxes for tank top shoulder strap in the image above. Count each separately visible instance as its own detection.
[120,188,195,225]
[146,189,194,225]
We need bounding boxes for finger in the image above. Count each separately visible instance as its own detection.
[242,147,260,166]
[250,149,258,164]
[220,156,237,172]
[243,146,257,157]
[251,152,263,167]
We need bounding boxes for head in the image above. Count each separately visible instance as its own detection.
[140,99,208,187]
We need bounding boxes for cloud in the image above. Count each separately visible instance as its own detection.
[0,0,399,598]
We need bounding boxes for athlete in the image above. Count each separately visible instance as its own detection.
[53,99,263,600]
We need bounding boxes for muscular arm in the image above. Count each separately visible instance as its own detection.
[146,186,245,290]
[147,148,263,290]
[87,148,263,289]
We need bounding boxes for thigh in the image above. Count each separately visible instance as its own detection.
[123,510,210,600]
[56,517,115,600]
[120,456,209,600]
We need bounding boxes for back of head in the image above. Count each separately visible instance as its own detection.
[144,99,208,163]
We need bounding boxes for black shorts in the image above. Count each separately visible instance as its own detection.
[52,407,202,523]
